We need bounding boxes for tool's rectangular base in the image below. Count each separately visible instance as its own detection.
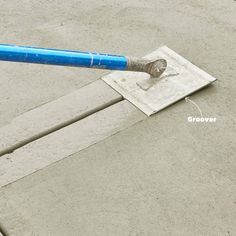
[102,46,216,116]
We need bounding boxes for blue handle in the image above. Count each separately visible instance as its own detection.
[0,44,128,70]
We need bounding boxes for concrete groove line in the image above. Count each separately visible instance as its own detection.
[0,100,146,189]
[18,77,109,117]
[2,114,146,191]
[0,80,123,157]
[0,96,122,157]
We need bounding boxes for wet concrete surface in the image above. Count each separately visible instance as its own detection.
[0,0,235,235]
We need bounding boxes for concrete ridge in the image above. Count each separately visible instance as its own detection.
[0,80,122,157]
[0,100,146,188]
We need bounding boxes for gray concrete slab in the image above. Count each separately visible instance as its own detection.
[0,196,33,236]
[0,80,122,156]
[0,0,235,235]
[0,100,145,188]
[0,114,235,236]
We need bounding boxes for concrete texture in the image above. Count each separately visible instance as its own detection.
[0,100,145,188]
[0,0,236,235]
[0,196,33,236]
[0,114,235,236]
[0,80,122,156]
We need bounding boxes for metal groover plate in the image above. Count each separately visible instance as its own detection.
[102,46,216,116]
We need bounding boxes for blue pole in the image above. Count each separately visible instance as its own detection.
[0,44,128,70]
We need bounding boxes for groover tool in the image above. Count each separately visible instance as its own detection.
[102,46,217,116]
[0,44,167,77]
[0,44,216,116]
